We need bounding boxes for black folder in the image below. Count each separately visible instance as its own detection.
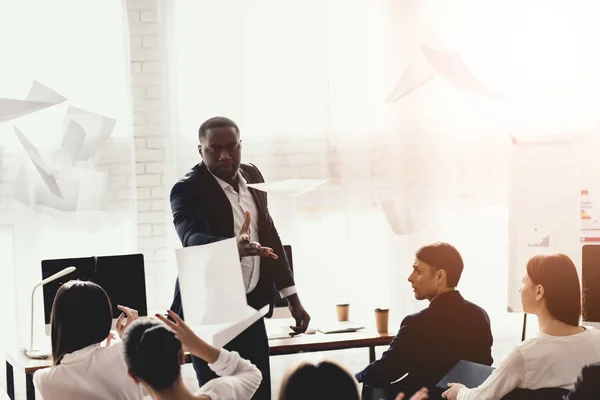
[436,360,495,390]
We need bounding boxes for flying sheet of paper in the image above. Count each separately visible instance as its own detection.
[247,178,331,197]
[377,193,424,236]
[419,45,505,100]
[61,119,87,164]
[76,169,107,211]
[64,106,116,161]
[176,238,269,347]
[14,166,33,207]
[386,61,437,103]
[34,176,79,212]
[0,81,67,122]
[51,120,87,177]
[14,127,63,198]
[191,304,269,348]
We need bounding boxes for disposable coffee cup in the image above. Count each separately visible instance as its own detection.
[374,308,389,334]
[336,304,350,321]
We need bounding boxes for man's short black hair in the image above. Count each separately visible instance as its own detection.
[415,242,464,287]
[198,116,239,142]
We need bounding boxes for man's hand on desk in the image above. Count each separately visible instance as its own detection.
[287,293,311,334]
[237,211,278,259]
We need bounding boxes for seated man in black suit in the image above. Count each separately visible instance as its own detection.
[565,362,600,399]
[356,242,493,399]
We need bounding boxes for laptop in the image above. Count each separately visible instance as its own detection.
[436,360,495,390]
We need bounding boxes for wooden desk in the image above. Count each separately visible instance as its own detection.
[6,330,393,400]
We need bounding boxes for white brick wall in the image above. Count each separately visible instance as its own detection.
[126,0,172,315]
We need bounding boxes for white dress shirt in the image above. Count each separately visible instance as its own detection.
[211,171,296,298]
[33,342,144,400]
[197,348,262,399]
[457,327,600,400]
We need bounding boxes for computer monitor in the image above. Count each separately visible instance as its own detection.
[273,245,293,308]
[42,253,148,334]
[583,245,600,326]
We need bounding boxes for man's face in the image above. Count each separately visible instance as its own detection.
[199,126,242,181]
[407,259,440,301]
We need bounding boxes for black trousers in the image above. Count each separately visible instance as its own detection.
[192,317,271,400]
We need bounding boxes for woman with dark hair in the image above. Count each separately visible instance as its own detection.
[278,359,429,400]
[443,254,600,400]
[123,310,261,399]
[33,280,143,400]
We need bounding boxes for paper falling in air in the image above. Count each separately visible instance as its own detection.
[247,178,331,197]
[377,193,424,236]
[75,170,108,211]
[14,127,63,198]
[386,61,437,103]
[175,238,268,347]
[34,176,80,212]
[419,45,505,100]
[14,166,33,207]
[63,106,117,161]
[0,81,67,122]
[61,120,87,163]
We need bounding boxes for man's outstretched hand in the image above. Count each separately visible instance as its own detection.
[237,211,278,259]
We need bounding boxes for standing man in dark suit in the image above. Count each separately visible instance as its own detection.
[169,116,311,400]
[356,242,493,399]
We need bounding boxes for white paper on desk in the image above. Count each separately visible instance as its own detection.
[247,178,331,197]
[14,127,63,198]
[0,81,67,122]
[419,45,504,100]
[386,61,437,103]
[64,106,117,161]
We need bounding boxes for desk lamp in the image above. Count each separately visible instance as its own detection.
[26,266,76,359]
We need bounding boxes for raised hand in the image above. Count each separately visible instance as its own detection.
[115,305,139,339]
[237,211,278,259]
[156,310,220,364]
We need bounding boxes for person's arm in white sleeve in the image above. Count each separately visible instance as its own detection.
[456,349,525,400]
[197,349,262,400]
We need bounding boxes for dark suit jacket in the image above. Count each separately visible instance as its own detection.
[356,291,493,398]
[169,162,295,319]
[564,362,600,400]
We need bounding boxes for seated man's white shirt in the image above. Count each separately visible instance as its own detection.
[33,341,144,400]
[196,348,262,399]
[458,327,600,400]
[211,171,296,297]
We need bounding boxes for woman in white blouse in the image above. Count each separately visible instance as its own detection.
[33,280,144,400]
[123,310,262,400]
[442,253,600,400]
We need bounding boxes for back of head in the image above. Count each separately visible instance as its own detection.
[415,242,464,287]
[50,280,112,365]
[123,319,182,391]
[278,360,359,400]
[527,253,582,326]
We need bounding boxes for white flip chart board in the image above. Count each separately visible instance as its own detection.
[508,135,581,312]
